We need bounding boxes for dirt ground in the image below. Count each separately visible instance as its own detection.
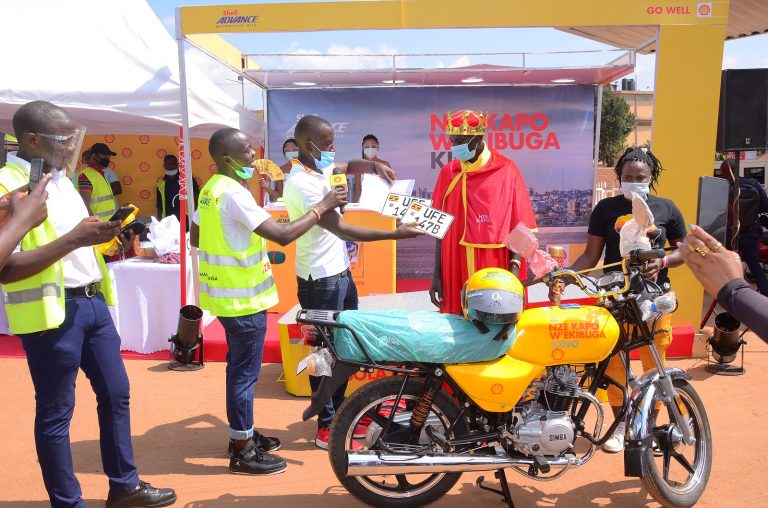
[1,334,767,508]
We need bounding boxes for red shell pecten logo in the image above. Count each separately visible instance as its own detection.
[551,348,565,361]
[122,176,133,185]
[121,148,132,158]
[104,134,116,143]
[192,150,202,160]
[697,3,712,17]
[138,135,150,145]
[156,149,168,158]
[139,162,150,173]
[139,189,151,199]
[209,164,217,174]
[490,383,503,395]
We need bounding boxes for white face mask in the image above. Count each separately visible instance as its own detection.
[164,169,178,176]
[621,181,650,199]
[363,147,378,159]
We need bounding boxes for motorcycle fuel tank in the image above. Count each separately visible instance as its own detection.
[510,305,620,365]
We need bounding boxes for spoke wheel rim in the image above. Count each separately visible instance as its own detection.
[349,395,452,499]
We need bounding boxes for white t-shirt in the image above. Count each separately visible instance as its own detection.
[192,178,271,252]
[6,153,102,288]
[283,162,348,280]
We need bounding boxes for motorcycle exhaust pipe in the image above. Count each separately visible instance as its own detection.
[346,451,578,476]
[347,451,513,476]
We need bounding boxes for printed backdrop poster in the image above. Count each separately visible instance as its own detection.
[267,86,594,278]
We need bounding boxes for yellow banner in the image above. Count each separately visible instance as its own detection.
[179,1,727,35]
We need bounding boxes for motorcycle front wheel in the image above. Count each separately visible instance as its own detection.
[641,379,713,508]
[328,375,467,507]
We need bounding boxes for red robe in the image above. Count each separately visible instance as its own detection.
[433,147,536,314]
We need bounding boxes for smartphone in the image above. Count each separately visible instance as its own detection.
[28,158,45,192]
[696,176,729,245]
[120,220,146,237]
[108,205,137,224]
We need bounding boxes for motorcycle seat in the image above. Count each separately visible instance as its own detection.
[334,310,515,364]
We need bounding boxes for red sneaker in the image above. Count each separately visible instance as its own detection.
[354,419,372,438]
[315,428,330,449]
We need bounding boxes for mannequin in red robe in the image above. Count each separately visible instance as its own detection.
[430,110,537,315]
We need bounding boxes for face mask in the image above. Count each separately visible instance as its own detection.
[363,147,378,159]
[164,169,178,176]
[451,138,477,162]
[285,150,299,160]
[310,141,335,171]
[100,158,110,168]
[227,159,254,180]
[621,181,650,199]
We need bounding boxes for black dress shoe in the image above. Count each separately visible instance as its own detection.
[106,481,177,508]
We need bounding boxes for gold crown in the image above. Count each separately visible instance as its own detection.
[445,110,488,136]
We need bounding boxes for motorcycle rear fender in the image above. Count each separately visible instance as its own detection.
[623,367,691,477]
[302,362,359,421]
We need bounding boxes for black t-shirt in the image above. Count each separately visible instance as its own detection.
[588,194,687,285]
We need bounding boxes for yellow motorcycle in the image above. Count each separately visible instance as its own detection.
[298,249,711,508]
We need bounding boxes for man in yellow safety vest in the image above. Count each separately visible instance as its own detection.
[0,101,176,508]
[76,142,118,220]
[190,127,347,475]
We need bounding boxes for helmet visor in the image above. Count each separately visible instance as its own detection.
[35,124,86,179]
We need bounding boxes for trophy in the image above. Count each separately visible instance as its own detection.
[548,245,567,268]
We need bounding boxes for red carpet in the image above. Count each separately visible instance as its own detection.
[0,277,694,363]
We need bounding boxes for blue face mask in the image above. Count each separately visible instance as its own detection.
[310,141,336,171]
[284,150,299,160]
[451,137,477,162]
[621,181,650,199]
[227,159,254,180]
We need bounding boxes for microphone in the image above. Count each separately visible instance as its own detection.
[330,167,347,214]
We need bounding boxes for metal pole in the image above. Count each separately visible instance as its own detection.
[593,84,604,204]
[176,8,196,307]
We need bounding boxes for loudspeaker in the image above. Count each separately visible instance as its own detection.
[716,69,768,151]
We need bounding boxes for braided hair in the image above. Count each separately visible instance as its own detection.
[614,146,664,190]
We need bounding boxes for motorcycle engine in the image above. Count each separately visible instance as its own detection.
[513,366,580,456]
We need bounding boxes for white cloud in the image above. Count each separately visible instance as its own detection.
[255,43,403,70]
[435,55,471,69]
[162,15,175,34]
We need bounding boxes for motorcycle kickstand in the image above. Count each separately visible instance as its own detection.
[476,468,515,508]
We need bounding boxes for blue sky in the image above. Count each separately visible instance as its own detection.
[148,0,768,97]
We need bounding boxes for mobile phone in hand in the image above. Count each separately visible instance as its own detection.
[28,158,45,192]
[108,205,137,224]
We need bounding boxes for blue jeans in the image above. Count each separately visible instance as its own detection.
[297,270,358,429]
[19,294,139,508]
[218,311,267,441]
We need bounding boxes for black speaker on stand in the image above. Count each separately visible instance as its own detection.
[716,68,768,152]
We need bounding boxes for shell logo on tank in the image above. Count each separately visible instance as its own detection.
[139,189,150,199]
[138,135,150,145]
[192,150,203,160]
[490,383,503,395]
[551,348,565,361]
[697,2,712,17]
[122,148,133,158]
[156,149,168,158]
[104,134,115,143]
[122,176,133,185]
[139,162,150,173]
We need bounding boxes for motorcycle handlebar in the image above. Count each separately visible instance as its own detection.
[629,248,666,264]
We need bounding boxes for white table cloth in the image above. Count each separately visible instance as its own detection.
[108,257,209,354]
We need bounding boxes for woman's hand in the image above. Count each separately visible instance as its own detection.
[678,225,744,296]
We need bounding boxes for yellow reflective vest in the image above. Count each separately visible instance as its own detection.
[77,166,117,220]
[197,174,278,317]
[0,163,117,334]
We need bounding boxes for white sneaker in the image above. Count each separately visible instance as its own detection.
[603,422,626,453]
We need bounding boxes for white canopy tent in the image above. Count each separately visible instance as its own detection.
[0,0,262,139]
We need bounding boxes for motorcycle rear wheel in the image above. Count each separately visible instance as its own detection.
[641,379,712,508]
[328,375,467,507]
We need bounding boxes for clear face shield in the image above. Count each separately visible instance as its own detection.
[36,123,86,179]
